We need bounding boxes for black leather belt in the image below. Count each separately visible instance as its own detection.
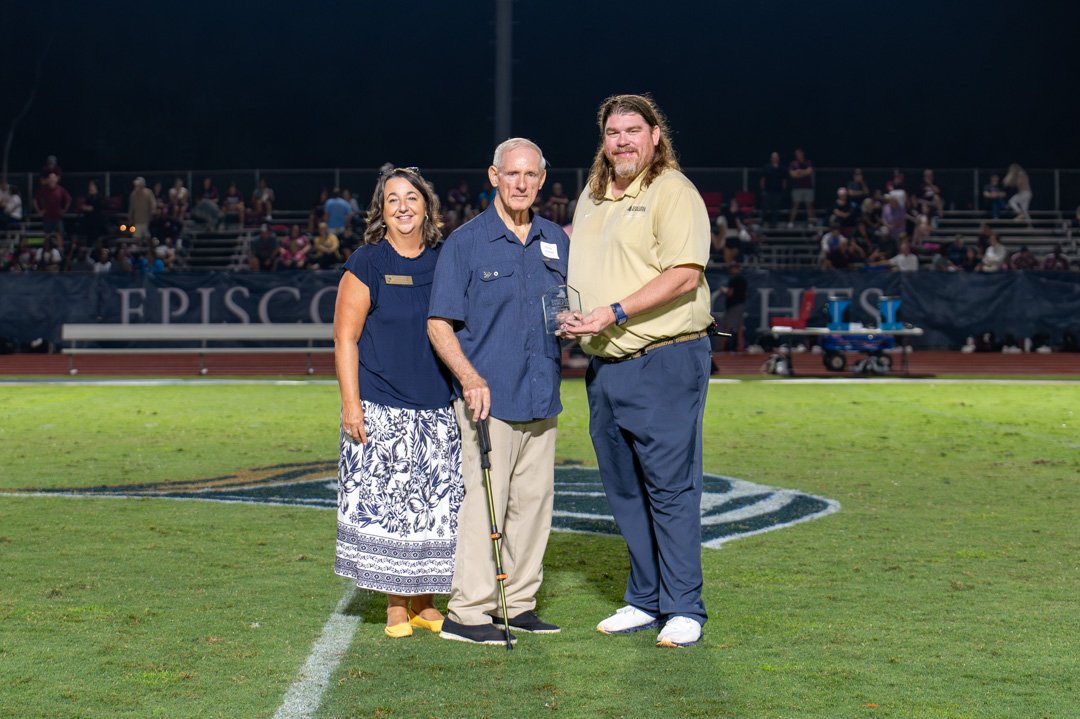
[595,329,710,363]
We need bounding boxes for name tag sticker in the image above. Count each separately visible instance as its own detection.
[540,241,560,260]
[384,274,413,286]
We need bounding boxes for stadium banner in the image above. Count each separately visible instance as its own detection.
[1,269,1078,348]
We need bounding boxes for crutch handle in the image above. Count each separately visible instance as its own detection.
[476,417,493,457]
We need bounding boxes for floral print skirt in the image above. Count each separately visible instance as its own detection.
[335,400,463,595]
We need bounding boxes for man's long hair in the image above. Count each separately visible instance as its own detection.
[586,94,680,202]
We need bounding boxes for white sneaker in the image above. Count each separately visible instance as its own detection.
[596,605,658,634]
[656,616,702,648]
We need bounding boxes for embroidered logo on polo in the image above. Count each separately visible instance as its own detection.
[627,205,647,213]
[24,462,837,548]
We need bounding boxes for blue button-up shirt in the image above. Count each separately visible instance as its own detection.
[429,205,569,422]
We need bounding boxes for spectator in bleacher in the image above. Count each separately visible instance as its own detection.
[946,234,968,268]
[929,250,958,272]
[819,222,845,261]
[222,181,246,228]
[982,174,1007,219]
[0,181,12,229]
[823,234,864,270]
[193,177,222,230]
[343,188,361,215]
[33,172,71,240]
[152,181,168,215]
[845,168,869,205]
[919,169,944,218]
[542,181,570,226]
[882,192,907,240]
[717,197,747,264]
[977,232,1007,272]
[909,206,933,250]
[134,247,165,274]
[828,187,855,232]
[251,178,275,221]
[786,148,815,228]
[447,180,471,217]
[885,240,919,272]
[168,178,190,221]
[859,190,883,237]
[35,234,63,272]
[92,246,112,274]
[1003,163,1032,223]
[69,246,93,273]
[1,184,21,230]
[338,224,360,256]
[113,244,134,273]
[960,245,980,272]
[1009,245,1038,271]
[127,177,156,242]
[248,224,280,272]
[76,179,107,245]
[6,238,34,272]
[758,152,786,229]
[1042,243,1071,271]
[476,179,496,208]
[720,262,747,352]
[279,223,310,270]
[40,155,62,182]
[310,221,341,269]
[324,188,352,234]
[154,236,178,270]
[308,189,328,233]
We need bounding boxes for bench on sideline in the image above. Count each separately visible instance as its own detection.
[61,323,334,374]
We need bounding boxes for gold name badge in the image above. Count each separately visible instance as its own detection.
[384,274,414,286]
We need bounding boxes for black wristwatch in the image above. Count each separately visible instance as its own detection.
[610,302,628,326]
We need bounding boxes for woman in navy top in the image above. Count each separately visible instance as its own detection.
[333,167,462,639]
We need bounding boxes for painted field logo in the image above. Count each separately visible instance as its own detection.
[30,462,838,548]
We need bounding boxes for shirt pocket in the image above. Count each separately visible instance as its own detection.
[472,262,517,298]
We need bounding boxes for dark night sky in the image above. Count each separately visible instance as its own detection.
[3,1,1079,174]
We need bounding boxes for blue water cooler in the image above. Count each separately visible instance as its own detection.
[827,296,851,331]
[879,296,902,330]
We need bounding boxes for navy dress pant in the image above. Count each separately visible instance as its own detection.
[585,337,711,626]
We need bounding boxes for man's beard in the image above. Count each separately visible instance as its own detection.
[613,158,640,179]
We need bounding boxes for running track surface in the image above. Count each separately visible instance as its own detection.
[0,351,1077,377]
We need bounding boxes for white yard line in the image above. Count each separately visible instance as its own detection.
[273,586,360,719]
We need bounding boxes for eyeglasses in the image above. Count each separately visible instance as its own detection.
[379,166,421,177]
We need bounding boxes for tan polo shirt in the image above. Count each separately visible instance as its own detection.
[567,168,713,358]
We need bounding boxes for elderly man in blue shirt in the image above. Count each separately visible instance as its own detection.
[428,137,569,645]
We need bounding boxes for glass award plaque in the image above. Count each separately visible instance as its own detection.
[541,284,582,334]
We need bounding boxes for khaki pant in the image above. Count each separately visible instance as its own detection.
[448,400,557,625]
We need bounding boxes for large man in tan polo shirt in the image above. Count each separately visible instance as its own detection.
[561,94,713,648]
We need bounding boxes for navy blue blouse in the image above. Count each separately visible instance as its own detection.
[342,241,454,410]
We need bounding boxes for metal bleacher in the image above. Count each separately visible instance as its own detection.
[709,209,1075,271]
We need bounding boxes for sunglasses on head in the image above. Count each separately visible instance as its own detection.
[380,166,421,177]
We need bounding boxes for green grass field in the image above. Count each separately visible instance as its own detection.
[1,379,1078,719]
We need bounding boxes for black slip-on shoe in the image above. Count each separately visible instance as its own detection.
[490,610,561,634]
[439,617,517,646]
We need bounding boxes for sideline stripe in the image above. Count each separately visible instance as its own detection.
[758,378,1080,385]
[273,586,360,719]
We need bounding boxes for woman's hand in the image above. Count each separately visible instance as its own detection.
[341,404,368,444]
